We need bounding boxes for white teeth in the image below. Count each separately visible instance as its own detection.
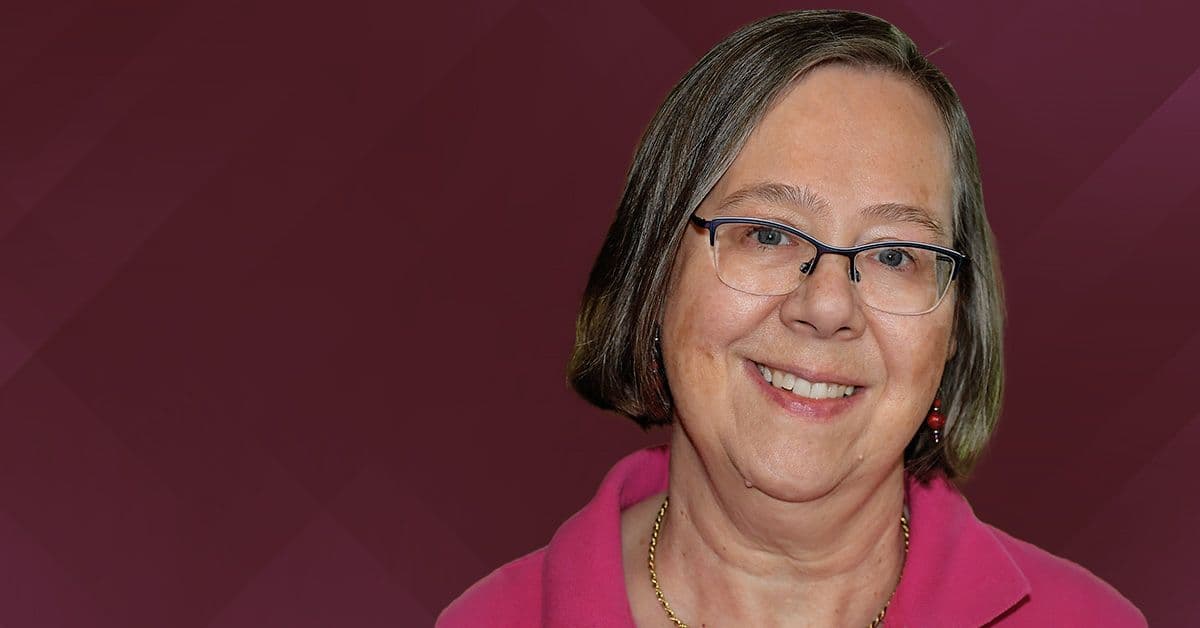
[757,363,857,400]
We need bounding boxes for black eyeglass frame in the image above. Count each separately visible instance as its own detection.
[689,213,970,310]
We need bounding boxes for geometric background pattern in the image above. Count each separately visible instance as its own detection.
[0,1,1196,625]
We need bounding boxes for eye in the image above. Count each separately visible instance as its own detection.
[750,227,790,246]
[872,247,914,269]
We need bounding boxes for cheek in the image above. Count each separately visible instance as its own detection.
[666,275,763,359]
[871,307,955,408]
[661,252,772,399]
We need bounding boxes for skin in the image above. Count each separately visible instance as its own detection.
[620,64,959,626]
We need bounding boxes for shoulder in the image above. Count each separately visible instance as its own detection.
[436,548,546,627]
[987,525,1146,626]
[439,445,669,627]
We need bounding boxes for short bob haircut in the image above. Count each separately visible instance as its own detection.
[568,9,1004,482]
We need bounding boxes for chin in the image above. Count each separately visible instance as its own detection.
[734,441,850,502]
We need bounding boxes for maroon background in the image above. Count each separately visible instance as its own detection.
[0,1,1195,626]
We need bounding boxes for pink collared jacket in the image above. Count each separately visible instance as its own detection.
[439,445,1145,627]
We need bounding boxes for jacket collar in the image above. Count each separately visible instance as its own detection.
[887,470,1031,626]
[543,445,1029,627]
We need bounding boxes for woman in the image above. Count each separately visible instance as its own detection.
[440,10,1144,627]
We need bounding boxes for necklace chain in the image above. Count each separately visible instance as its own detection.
[647,496,910,628]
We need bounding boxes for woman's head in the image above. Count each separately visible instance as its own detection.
[568,9,1003,483]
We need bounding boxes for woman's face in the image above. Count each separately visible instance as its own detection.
[662,64,957,501]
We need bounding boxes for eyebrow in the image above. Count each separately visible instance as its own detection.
[715,181,947,239]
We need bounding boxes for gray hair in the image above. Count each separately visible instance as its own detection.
[567,9,1004,482]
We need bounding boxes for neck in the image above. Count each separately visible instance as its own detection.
[657,429,908,626]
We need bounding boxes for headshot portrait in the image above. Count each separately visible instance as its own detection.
[0,2,1195,627]
[435,6,1193,627]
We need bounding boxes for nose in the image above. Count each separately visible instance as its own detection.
[779,252,865,338]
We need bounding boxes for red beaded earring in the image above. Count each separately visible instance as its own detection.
[926,396,945,444]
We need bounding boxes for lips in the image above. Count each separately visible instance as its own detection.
[754,362,856,399]
[745,359,865,421]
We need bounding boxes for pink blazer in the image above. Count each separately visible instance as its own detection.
[439,445,1145,627]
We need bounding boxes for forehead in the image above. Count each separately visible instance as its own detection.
[712,64,954,229]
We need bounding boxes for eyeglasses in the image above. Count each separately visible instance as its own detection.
[689,214,969,316]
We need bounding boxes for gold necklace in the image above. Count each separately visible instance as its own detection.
[648,496,910,628]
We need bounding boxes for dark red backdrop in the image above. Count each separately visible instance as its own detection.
[0,1,1195,626]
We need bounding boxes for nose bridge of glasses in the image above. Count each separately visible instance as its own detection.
[803,248,860,283]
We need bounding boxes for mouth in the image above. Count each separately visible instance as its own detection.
[752,361,859,400]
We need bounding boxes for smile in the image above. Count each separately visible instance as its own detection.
[754,362,857,399]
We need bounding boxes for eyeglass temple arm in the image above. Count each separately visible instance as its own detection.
[688,214,717,244]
